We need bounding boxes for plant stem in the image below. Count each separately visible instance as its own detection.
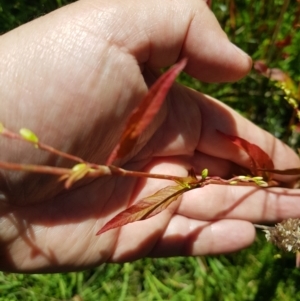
[1,126,99,167]
[0,160,72,175]
[253,224,273,230]
[266,0,290,64]
[108,165,188,182]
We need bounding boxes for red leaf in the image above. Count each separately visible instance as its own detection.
[275,35,292,48]
[218,131,274,179]
[97,185,189,235]
[106,58,187,165]
[253,60,295,85]
[253,60,268,74]
[257,168,300,176]
[254,60,290,82]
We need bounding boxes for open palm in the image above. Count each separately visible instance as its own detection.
[0,0,299,272]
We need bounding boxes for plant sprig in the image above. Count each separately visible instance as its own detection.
[0,60,299,243]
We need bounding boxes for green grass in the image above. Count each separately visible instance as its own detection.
[0,0,300,300]
[1,234,300,300]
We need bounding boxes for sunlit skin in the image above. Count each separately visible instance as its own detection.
[0,0,300,272]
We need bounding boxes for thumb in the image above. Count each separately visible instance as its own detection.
[181,3,252,82]
[114,0,252,82]
[73,0,251,83]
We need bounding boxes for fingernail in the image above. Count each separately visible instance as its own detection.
[231,42,251,59]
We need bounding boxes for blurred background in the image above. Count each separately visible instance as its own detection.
[0,0,299,300]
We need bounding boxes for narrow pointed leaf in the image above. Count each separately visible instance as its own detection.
[106,58,187,165]
[218,131,274,179]
[97,185,189,235]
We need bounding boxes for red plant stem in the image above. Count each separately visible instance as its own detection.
[38,142,87,164]
[36,142,101,169]
[0,160,72,176]
[1,127,99,167]
[108,165,188,182]
[0,159,277,189]
[0,159,184,182]
[203,179,259,186]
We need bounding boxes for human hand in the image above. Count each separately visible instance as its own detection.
[0,0,299,273]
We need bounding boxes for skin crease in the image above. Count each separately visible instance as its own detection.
[0,0,299,272]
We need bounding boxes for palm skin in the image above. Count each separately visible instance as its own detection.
[0,0,299,272]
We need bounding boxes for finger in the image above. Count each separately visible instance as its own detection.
[190,91,300,179]
[191,151,241,178]
[177,185,300,223]
[180,2,252,82]
[4,0,250,83]
[149,217,255,256]
[79,0,251,81]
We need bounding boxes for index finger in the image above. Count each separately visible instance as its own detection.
[192,92,300,178]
